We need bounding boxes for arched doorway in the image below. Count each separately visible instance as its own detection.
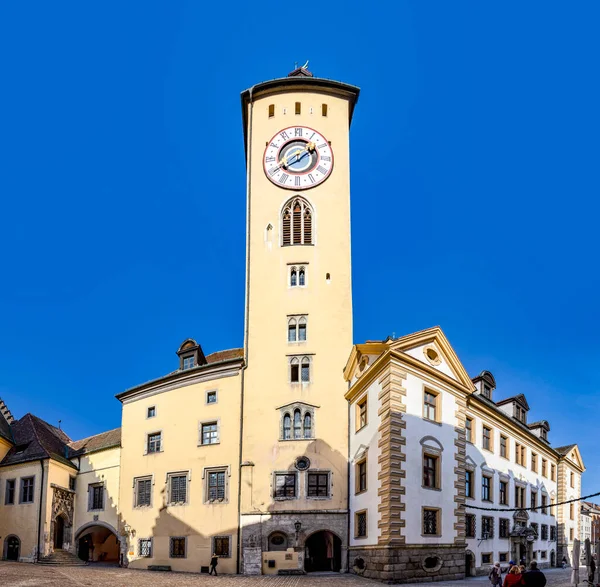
[304,530,341,573]
[75,523,120,563]
[54,515,66,549]
[465,550,475,577]
[550,551,556,567]
[5,536,20,561]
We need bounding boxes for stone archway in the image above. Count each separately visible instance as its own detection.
[4,535,20,561]
[304,530,342,573]
[50,486,74,555]
[74,522,121,563]
[465,549,476,577]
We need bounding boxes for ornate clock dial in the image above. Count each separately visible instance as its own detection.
[263,126,333,189]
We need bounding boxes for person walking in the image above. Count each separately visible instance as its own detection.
[209,553,219,576]
[522,561,546,587]
[503,565,524,587]
[489,562,503,587]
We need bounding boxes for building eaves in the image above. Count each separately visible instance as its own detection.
[69,428,121,456]
[555,444,576,456]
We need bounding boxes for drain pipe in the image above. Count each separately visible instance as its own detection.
[36,459,45,562]
[236,83,255,575]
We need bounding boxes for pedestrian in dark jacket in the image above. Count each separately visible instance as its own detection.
[522,561,546,587]
[209,553,219,576]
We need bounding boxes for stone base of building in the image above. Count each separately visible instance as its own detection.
[349,544,466,583]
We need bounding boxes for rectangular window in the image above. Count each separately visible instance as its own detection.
[207,470,227,502]
[499,518,510,538]
[295,102,301,115]
[183,356,195,370]
[201,422,219,445]
[482,516,494,539]
[20,477,34,503]
[135,477,152,507]
[213,536,231,558]
[531,452,538,473]
[550,498,556,517]
[423,508,439,535]
[482,476,492,502]
[515,485,525,508]
[423,454,439,489]
[139,538,152,557]
[465,470,474,498]
[541,551,547,560]
[482,426,492,451]
[541,494,548,515]
[515,442,521,464]
[274,473,296,498]
[206,390,217,404]
[570,528,574,541]
[570,471,575,488]
[355,510,367,538]
[356,459,367,494]
[69,476,76,491]
[482,553,492,565]
[147,406,156,418]
[531,490,537,509]
[482,384,491,399]
[465,417,473,443]
[298,320,306,341]
[268,104,275,118]
[499,480,508,505]
[5,479,15,505]
[301,360,310,382]
[551,526,556,541]
[541,458,547,477]
[500,552,509,563]
[356,397,367,431]
[570,503,574,520]
[531,523,539,538]
[168,473,188,505]
[170,537,186,558]
[147,432,161,454]
[551,463,556,481]
[89,484,104,510]
[322,103,328,117]
[466,514,476,538]
[307,472,329,498]
[541,524,548,540]
[423,390,438,422]
[290,363,299,382]
[500,435,507,458]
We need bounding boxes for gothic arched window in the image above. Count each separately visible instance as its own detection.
[299,267,305,286]
[283,414,291,440]
[301,357,310,382]
[298,317,307,341]
[294,410,302,439]
[303,412,312,439]
[290,267,298,287]
[288,318,297,342]
[282,198,313,246]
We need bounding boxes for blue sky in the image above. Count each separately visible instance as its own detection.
[0,2,598,493]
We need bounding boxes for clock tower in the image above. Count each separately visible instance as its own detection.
[239,67,360,574]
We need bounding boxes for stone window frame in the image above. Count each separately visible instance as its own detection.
[306,469,332,500]
[138,537,153,558]
[481,553,493,565]
[203,465,230,505]
[19,476,35,504]
[288,354,313,384]
[287,315,308,344]
[278,402,316,441]
[273,470,298,500]
[499,517,510,538]
[281,197,314,247]
[212,535,232,558]
[499,479,508,506]
[465,513,476,538]
[422,386,441,424]
[69,476,76,491]
[355,394,368,432]
[169,536,187,559]
[133,475,153,508]
[5,478,16,505]
[422,507,441,537]
[88,481,105,512]
[355,456,367,495]
[570,471,575,488]
[531,452,538,473]
[570,502,574,520]
[541,493,548,514]
[481,516,494,539]
[481,471,493,503]
[198,418,220,446]
[541,458,547,477]
[146,405,156,419]
[541,551,547,560]
[288,263,308,288]
[354,509,368,539]
[515,442,526,467]
[550,463,556,481]
[166,471,190,506]
[570,527,574,541]
[465,416,474,443]
[205,390,218,405]
[465,469,475,499]
[145,430,163,455]
[499,552,509,563]
[531,489,538,509]
[482,424,494,453]
[514,482,527,509]
[421,437,443,491]
[541,524,549,540]
[500,434,509,459]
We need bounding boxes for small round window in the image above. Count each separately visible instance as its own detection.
[423,346,441,366]
[295,456,311,471]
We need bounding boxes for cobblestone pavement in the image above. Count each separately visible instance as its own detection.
[0,562,582,587]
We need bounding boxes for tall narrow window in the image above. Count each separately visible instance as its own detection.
[423,455,438,489]
[500,435,507,458]
[482,476,492,502]
[288,319,297,342]
[482,426,492,451]
[268,104,275,118]
[322,103,328,117]
[298,318,307,341]
[283,413,291,439]
[168,474,188,504]
[301,357,310,382]
[135,477,152,507]
[356,459,367,493]
[465,470,474,498]
[465,417,473,442]
[299,268,305,286]
[207,470,226,502]
[357,397,367,430]
[303,412,312,438]
[295,102,301,115]
[282,198,313,246]
[290,267,297,286]
[5,479,15,505]
[290,358,299,382]
[499,481,508,505]
[293,410,302,439]
[423,390,438,422]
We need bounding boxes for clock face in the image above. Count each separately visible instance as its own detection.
[263,126,333,189]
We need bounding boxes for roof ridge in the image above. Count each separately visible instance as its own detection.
[69,427,121,446]
[22,414,50,458]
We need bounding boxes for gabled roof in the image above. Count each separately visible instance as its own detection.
[528,420,550,431]
[496,393,530,411]
[0,413,76,469]
[69,428,121,456]
[555,444,576,455]
[0,397,13,444]
[555,444,585,472]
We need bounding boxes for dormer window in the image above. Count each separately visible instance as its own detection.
[482,385,491,399]
[176,338,207,371]
[515,405,527,424]
[183,356,195,370]
[541,428,548,441]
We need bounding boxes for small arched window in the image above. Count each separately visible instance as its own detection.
[288,318,297,342]
[282,198,313,246]
[301,357,310,382]
[299,267,305,286]
[290,267,297,287]
[283,414,291,440]
[294,410,302,439]
[298,317,307,341]
[268,532,288,551]
[303,412,312,439]
[290,357,300,382]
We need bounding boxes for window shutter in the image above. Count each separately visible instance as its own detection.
[282,208,291,245]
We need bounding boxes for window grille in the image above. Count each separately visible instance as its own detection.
[170,537,186,558]
[91,484,104,510]
[169,474,187,504]
[213,536,230,557]
[466,514,476,538]
[139,538,152,557]
[136,478,152,507]
[356,511,367,537]
[423,509,438,535]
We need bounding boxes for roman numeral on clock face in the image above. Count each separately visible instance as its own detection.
[321,156,331,162]
[317,143,327,149]
[279,173,289,184]
[317,165,328,175]
[295,176,301,187]
[280,131,289,140]
[308,174,315,184]
[266,156,276,163]
[294,128,303,137]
